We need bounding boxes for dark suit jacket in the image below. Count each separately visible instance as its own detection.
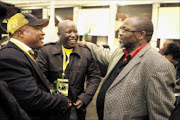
[0,41,69,120]
[0,80,30,120]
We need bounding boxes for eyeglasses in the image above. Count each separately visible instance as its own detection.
[119,29,142,33]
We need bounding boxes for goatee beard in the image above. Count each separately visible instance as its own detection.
[119,43,124,48]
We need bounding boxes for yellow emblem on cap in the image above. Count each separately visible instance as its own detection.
[7,13,29,35]
[8,19,18,29]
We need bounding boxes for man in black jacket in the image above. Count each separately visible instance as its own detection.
[0,13,71,120]
[36,20,101,120]
[0,80,30,120]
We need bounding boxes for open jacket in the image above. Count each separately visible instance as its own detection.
[0,41,69,120]
[86,42,176,120]
[36,41,101,119]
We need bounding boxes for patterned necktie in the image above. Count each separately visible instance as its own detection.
[28,50,34,58]
[28,50,36,63]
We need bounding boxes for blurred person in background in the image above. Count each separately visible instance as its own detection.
[163,42,180,67]
[163,42,180,102]
[159,39,174,55]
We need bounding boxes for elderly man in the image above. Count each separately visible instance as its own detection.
[36,20,101,120]
[78,16,176,120]
[0,13,71,120]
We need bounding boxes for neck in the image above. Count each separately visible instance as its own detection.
[126,44,139,53]
[62,45,74,49]
[63,46,73,49]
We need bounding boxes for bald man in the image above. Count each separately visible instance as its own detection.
[78,16,176,120]
[36,20,101,120]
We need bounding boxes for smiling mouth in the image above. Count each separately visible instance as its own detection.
[40,37,44,41]
[119,38,124,41]
[69,39,76,43]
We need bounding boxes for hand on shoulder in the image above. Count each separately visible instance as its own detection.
[77,41,87,46]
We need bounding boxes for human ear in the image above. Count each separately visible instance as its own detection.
[139,31,146,40]
[18,29,24,37]
[57,32,61,39]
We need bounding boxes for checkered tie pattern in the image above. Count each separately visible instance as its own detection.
[28,50,34,58]
[28,50,37,63]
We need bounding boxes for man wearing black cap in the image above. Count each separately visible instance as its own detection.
[0,13,71,120]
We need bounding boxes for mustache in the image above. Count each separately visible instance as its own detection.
[119,36,125,40]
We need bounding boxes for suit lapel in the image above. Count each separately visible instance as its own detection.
[103,49,124,83]
[108,44,151,90]
[27,55,50,90]
[7,42,50,90]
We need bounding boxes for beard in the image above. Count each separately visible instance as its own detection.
[119,43,124,48]
[120,41,135,52]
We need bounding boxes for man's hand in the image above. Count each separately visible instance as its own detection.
[67,98,72,108]
[73,99,83,109]
[77,41,87,46]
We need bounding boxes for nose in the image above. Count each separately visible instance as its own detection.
[70,32,77,38]
[118,31,123,39]
[41,30,45,36]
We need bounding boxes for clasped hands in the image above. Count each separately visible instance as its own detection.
[67,98,83,109]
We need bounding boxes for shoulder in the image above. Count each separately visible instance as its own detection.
[144,48,165,61]
[78,45,90,52]
[76,45,92,58]
[78,44,90,50]
[142,48,174,69]
[39,42,58,52]
[42,42,57,49]
[0,46,29,67]
[0,46,23,58]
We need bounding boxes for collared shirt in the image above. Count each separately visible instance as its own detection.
[10,38,36,63]
[10,38,33,53]
[123,43,148,61]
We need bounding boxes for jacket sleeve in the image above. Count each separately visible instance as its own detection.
[0,80,30,120]
[0,49,69,114]
[146,61,176,120]
[86,42,112,66]
[78,50,101,106]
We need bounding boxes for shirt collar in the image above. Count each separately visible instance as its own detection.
[10,38,32,51]
[123,43,148,60]
[52,41,81,58]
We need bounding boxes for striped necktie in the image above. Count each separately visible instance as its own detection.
[28,50,36,63]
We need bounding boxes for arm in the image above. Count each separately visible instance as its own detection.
[146,61,176,120]
[77,53,101,107]
[0,49,69,113]
[0,80,30,120]
[79,41,112,66]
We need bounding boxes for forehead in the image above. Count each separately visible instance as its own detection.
[121,18,138,29]
[60,22,77,31]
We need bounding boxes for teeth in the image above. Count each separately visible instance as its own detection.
[70,40,75,41]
